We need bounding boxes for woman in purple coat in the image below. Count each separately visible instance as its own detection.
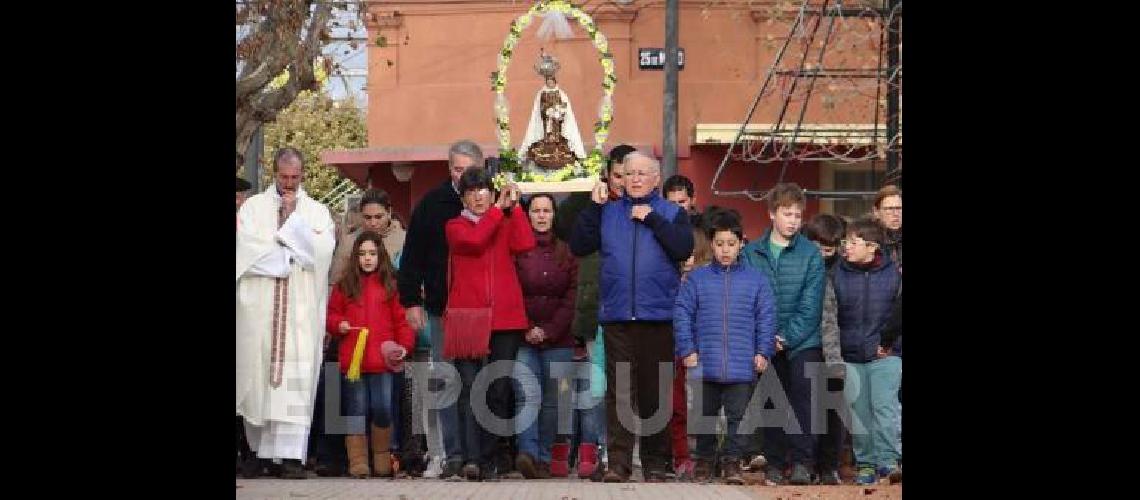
[512,193,580,479]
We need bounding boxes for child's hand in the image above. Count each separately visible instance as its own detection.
[683,352,699,368]
[338,321,351,334]
[754,354,768,372]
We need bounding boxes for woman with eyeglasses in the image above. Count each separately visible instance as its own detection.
[443,167,535,481]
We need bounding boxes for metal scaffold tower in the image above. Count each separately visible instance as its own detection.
[711,0,902,201]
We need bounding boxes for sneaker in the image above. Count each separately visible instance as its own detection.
[462,463,481,481]
[854,466,877,486]
[482,463,500,482]
[643,469,670,483]
[747,454,767,471]
[876,465,896,478]
[788,463,812,485]
[422,456,445,479]
[818,469,841,485]
[765,466,786,485]
[888,465,902,484]
[674,459,695,480]
[441,459,465,481]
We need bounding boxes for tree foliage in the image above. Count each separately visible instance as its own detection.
[250,89,366,209]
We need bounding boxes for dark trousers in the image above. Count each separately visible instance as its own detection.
[454,331,522,467]
[815,375,848,472]
[311,359,346,468]
[763,348,823,470]
[603,322,674,476]
[396,351,428,473]
[237,416,254,463]
[694,381,752,461]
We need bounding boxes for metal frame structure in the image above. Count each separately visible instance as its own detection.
[710,0,902,202]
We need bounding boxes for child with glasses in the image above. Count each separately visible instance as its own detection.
[832,217,902,485]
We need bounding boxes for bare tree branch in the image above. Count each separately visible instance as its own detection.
[236,0,340,170]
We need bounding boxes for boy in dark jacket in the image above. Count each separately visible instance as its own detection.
[674,212,777,484]
[833,217,902,485]
[802,213,849,485]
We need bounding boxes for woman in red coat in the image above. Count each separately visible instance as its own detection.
[444,167,535,480]
[326,231,415,478]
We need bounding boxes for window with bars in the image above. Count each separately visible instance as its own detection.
[833,169,877,219]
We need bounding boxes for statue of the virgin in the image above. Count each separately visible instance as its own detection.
[519,50,587,171]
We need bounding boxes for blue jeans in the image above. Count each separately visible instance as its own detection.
[513,346,574,463]
[575,373,605,445]
[844,356,902,469]
[428,314,463,462]
[343,372,395,434]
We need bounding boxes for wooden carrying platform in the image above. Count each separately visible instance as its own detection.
[515,176,598,194]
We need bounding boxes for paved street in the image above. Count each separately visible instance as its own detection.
[235,477,902,499]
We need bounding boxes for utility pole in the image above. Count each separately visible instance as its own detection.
[662,0,679,180]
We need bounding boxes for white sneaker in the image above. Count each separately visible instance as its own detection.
[422,455,444,479]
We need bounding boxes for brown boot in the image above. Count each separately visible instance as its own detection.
[370,424,393,477]
[345,435,370,478]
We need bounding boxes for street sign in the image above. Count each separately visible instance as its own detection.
[639,48,685,70]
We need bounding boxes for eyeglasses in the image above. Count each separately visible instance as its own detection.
[840,238,874,247]
[464,188,490,198]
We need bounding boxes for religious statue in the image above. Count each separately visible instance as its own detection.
[519,50,587,171]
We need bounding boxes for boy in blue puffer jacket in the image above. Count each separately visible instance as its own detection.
[674,212,778,484]
[833,217,902,485]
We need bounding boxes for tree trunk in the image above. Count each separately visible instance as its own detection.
[235,0,333,171]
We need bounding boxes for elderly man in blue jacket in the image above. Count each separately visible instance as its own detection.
[741,182,825,485]
[570,151,694,483]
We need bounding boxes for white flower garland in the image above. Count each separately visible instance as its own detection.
[492,0,615,182]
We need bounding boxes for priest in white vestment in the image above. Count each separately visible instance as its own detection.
[236,148,336,477]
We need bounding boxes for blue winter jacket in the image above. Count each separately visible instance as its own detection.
[570,191,694,323]
[674,260,778,383]
[833,252,901,364]
[742,229,825,358]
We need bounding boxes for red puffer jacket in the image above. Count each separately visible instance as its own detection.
[326,274,415,374]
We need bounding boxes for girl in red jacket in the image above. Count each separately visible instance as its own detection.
[444,167,535,480]
[326,231,415,478]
